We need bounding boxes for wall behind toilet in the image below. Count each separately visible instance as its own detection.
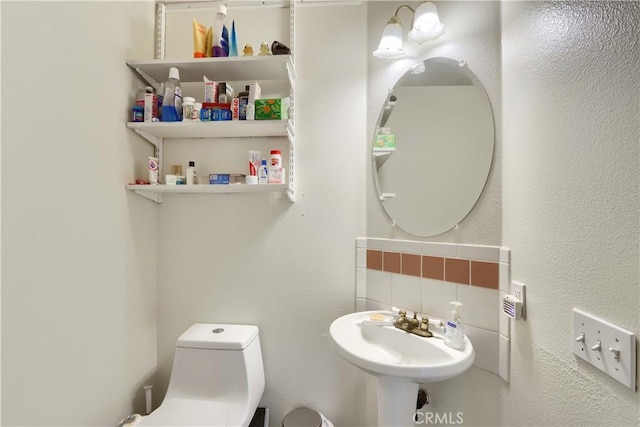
[1,2,158,425]
[154,4,369,427]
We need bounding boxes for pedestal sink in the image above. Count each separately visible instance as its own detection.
[329,311,474,426]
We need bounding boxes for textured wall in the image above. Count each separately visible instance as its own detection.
[154,4,369,427]
[367,1,503,245]
[1,2,158,425]
[502,2,639,425]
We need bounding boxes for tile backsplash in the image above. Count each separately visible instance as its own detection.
[355,238,511,382]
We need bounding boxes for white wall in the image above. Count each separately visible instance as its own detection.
[153,4,369,427]
[367,1,503,245]
[502,2,639,425]
[1,2,158,425]
[366,2,640,426]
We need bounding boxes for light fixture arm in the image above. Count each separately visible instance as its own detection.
[388,4,415,26]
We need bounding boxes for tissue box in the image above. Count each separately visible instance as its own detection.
[254,98,289,120]
[374,134,396,148]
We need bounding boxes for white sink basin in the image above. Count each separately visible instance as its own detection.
[329,310,474,382]
[329,310,475,426]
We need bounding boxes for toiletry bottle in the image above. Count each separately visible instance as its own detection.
[444,301,466,350]
[258,159,269,184]
[212,5,228,57]
[161,67,183,122]
[238,85,250,120]
[268,149,284,184]
[182,97,195,122]
[186,161,197,185]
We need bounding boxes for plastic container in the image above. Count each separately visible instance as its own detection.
[268,150,284,184]
[161,67,183,122]
[193,102,202,121]
[136,85,154,107]
[182,97,195,122]
[258,159,269,184]
[444,301,465,350]
[186,161,197,185]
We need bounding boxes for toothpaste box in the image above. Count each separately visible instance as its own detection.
[209,174,230,185]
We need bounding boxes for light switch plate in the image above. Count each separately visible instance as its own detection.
[572,308,636,390]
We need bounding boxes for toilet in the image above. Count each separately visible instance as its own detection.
[135,323,265,427]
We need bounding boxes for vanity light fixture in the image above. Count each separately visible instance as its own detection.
[372,2,445,59]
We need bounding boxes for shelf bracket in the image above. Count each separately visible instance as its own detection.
[133,189,163,204]
[134,129,163,148]
[128,65,162,93]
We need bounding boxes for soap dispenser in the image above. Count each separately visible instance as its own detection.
[444,301,466,350]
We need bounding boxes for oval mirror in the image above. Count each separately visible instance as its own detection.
[373,57,495,237]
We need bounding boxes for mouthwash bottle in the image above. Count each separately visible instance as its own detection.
[161,67,183,121]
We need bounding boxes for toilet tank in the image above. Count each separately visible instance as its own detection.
[165,323,265,409]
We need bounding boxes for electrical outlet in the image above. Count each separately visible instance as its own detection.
[512,282,526,320]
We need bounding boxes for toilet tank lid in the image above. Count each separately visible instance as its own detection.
[176,323,259,350]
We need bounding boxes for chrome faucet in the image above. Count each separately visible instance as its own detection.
[393,310,433,338]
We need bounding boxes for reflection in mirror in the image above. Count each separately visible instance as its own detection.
[373,57,494,237]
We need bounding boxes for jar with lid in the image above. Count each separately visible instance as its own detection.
[182,97,195,122]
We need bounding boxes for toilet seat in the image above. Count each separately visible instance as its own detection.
[138,398,228,426]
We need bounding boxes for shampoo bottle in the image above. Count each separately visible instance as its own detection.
[444,301,466,350]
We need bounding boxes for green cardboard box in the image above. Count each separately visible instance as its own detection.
[254,98,290,120]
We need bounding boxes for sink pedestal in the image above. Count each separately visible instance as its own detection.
[377,376,419,427]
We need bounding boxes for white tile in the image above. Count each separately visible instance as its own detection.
[465,325,499,374]
[356,237,367,248]
[419,242,457,258]
[499,247,511,263]
[499,262,511,292]
[499,292,511,337]
[366,269,392,305]
[389,239,423,254]
[355,298,367,312]
[456,285,499,332]
[356,268,366,298]
[457,244,501,262]
[421,279,457,320]
[499,334,510,383]
[391,274,422,314]
[365,299,388,311]
[366,238,395,251]
[356,248,367,268]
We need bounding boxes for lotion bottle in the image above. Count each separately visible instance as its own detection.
[258,159,269,184]
[444,301,466,350]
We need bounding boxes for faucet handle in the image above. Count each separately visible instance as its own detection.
[420,316,430,331]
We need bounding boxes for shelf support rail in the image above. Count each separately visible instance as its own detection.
[155,3,167,60]
[286,126,295,202]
